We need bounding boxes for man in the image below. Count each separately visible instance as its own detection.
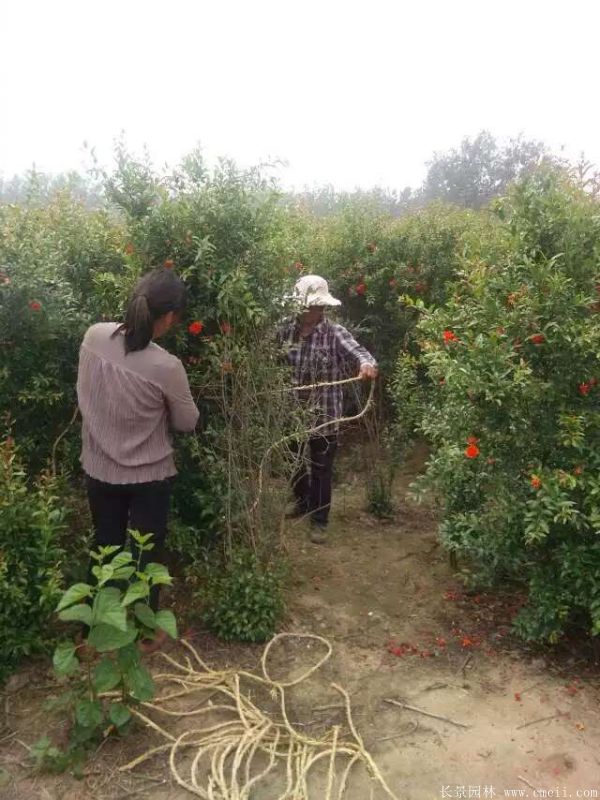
[279,274,378,543]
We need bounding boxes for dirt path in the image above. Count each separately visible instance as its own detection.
[2,444,600,799]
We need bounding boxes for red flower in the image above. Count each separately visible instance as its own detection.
[573,466,583,476]
[28,300,42,312]
[464,443,480,459]
[578,382,591,396]
[220,321,232,335]
[355,283,367,296]
[188,321,204,335]
[164,259,174,269]
[460,636,474,648]
[530,475,542,490]
[514,692,522,702]
[443,330,458,344]
[529,333,545,345]
[435,637,447,648]
[124,243,135,255]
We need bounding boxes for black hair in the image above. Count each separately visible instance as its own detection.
[114,267,187,354]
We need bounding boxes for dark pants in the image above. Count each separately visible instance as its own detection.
[86,476,172,612]
[290,435,338,526]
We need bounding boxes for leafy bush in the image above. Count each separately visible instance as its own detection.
[404,170,600,643]
[0,438,66,680]
[198,548,285,642]
[44,532,177,766]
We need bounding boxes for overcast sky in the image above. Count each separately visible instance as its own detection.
[2,0,599,191]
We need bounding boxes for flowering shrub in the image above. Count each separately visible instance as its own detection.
[407,170,600,643]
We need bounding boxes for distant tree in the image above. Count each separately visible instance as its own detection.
[422,131,555,208]
[288,184,415,217]
[0,167,103,207]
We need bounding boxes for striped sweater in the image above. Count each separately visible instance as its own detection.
[76,322,199,484]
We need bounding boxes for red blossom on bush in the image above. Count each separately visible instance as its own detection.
[220,321,232,335]
[578,381,594,396]
[443,330,458,344]
[355,283,367,296]
[514,692,522,702]
[530,475,542,490]
[188,321,204,335]
[28,300,42,312]
[465,443,480,459]
[164,259,174,269]
[529,333,545,345]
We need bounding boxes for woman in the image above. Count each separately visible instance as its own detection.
[77,267,199,649]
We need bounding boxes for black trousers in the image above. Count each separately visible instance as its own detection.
[86,476,172,612]
[290,435,338,526]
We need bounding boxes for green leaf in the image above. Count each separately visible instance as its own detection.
[93,657,122,692]
[126,664,155,702]
[58,603,93,627]
[117,643,140,672]
[155,609,177,639]
[53,642,79,676]
[75,699,103,729]
[108,702,131,729]
[121,581,150,607]
[109,551,133,569]
[56,583,92,612]
[130,530,154,546]
[111,566,136,581]
[88,622,137,652]
[133,602,156,629]
[92,587,127,631]
[143,562,173,586]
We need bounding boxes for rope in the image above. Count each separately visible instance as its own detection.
[250,377,376,514]
[119,633,400,799]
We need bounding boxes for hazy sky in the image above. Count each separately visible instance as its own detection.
[2,0,599,191]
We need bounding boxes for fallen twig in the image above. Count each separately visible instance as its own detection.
[376,722,419,742]
[516,712,566,730]
[383,699,470,729]
[518,775,537,790]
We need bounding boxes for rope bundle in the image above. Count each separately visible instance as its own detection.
[119,633,399,799]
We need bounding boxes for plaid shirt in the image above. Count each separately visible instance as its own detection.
[278,317,376,432]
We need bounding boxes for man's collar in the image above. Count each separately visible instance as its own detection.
[294,315,328,332]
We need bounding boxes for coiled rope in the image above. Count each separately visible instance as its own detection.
[119,632,399,799]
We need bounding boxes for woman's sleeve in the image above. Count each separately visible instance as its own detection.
[164,359,200,432]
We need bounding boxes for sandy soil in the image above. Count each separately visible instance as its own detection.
[1,443,599,799]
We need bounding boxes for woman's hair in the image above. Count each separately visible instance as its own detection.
[115,267,187,353]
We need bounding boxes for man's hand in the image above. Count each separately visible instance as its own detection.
[358,363,378,380]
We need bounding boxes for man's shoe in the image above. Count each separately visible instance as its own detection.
[309,523,328,544]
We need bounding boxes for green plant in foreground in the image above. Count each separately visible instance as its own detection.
[37,531,177,768]
[199,548,285,642]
